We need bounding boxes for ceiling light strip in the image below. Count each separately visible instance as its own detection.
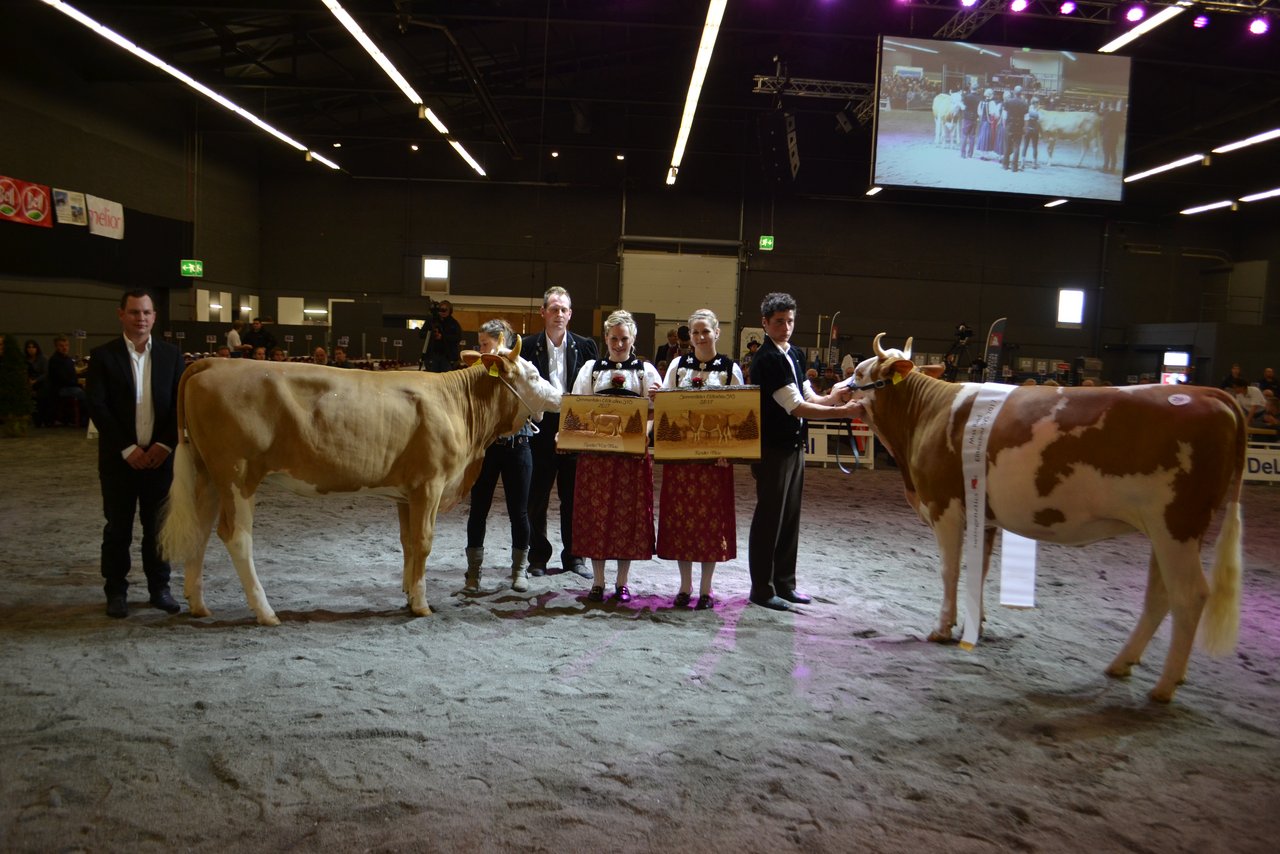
[1179,200,1234,215]
[40,0,339,168]
[1123,153,1205,183]
[1099,2,1192,54]
[1212,128,1280,154]
[323,1,485,177]
[1239,187,1280,203]
[667,0,728,186]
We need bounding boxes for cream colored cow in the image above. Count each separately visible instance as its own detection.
[159,340,559,625]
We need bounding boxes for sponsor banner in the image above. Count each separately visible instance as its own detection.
[86,194,125,239]
[52,188,88,226]
[0,175,54,227]
[1246,445,1280,483]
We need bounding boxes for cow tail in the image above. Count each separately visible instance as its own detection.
[1198,406,1246,656]
[159,364,207,564]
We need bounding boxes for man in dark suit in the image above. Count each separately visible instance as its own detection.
[86,289,185,618]
[521,285,598,578]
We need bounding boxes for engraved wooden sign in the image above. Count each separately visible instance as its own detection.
[653,386,761,462]
[555,394,651,456]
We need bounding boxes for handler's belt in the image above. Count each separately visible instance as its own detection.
[492,435,530,448]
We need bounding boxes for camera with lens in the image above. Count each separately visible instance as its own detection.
[954,322,973,343]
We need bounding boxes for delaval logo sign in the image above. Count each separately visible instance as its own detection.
[1246,447,1280,482]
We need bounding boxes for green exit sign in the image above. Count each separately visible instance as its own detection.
[759,235,775,251]
[180,259,204,277]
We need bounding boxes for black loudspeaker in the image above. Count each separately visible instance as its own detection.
[758,109,800,183]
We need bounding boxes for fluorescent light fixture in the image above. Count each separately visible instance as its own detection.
[1179,200,1234,215]
[1099,2,1191,53]
[1212,128,1280,154]
[241,305,252,312]
[1044,198,1068,207]
[322,1,421,104]
[209,303,223,310]
[550,151,560,158]
[410,144,419,151]
[322,1,485,177]
[1057,288,1085,327]
[422,257,450,280]
[884,39,940,54]
[1123,153,1204,183]
[865,186,883,196]
[1060,51,1078,61]
[39,0,339,170]
[303,308,329,315]
[667,0,728,185]
[954,42,1002,57]
[1239,187,1280,203]
[616,153,626,161]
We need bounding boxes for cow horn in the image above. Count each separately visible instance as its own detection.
[508,334,523,362]
[873,333,887,359]
[903,337,913,361]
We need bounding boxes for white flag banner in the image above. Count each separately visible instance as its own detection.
[86,194,125,239]
[999,530,1038,608]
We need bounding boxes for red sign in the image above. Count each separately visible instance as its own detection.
[0,175,54,228]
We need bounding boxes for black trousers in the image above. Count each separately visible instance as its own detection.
[467,441,532,550]
[99,452,174,598]
[527,436,579,570]
[748,445,805,600]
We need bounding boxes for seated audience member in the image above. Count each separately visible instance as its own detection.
[1229,378,1266,421]
[654,328,680,364]
[47,335,88,422]
[25,339,50,425]
[332,346,353,368]
[270,348,288,362]
[215,346,232,358]
[252,346,267,361]
[1219,363,1244,389]
[1260,367,1278,397]
[312,346,328,365]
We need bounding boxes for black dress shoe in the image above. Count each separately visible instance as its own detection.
[673,591,692,608]
[750,595,791,611]
[150,590,181,614]
[528,564,546,578]
[570,559,593,579]
[587,585,605,602]
[106,595,128,619]
[777,590,812,604]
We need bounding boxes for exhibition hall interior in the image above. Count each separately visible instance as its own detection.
[2,0,1278,381]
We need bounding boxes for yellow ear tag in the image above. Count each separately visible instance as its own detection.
[892,372,904,385]
[488,363,500,377]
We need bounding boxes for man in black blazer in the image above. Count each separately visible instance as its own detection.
[521,285,598,578]
[86,289,185,618]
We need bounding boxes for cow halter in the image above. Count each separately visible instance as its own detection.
[493,369,544,435]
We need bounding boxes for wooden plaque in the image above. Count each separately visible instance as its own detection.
[653,386,761,462]
[556,394,651,456]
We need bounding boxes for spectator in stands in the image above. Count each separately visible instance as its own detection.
[25,339,50,426]
[741,338,760,382]
[252,346,267,361]
[47,335,87,423]
[240,317,276,354]
[654,328,680,364]
[226,320,243,352]
[270,348,287,362]
[332,346,353,368]
[674,325,693,360]
[1229,378,1266,421]
[215,346,232,358]
[312,346,328,365]
[1259,367,1278,396]
[1219,363,1245,389]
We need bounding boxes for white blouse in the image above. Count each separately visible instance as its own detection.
[572,357,664,396]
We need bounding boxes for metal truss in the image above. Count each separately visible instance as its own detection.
[928,0,1274,41]
[751,76,878,125]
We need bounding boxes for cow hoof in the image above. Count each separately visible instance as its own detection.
[257,612,281,627]
[927,630,954,644]
[411,604,433,617]
[190,605,212,618]
[1104,661,1134,679]
[1148,684,1176,704]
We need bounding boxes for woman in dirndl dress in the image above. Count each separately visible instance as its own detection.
[657,309,744,610]
[570,310,664,603]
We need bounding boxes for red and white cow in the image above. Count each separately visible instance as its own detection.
[848,334,1245,702]
[159,339,560,625]
[933,91,963,149]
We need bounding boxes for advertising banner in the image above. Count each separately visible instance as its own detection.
[86,194,125,239]
[0,175,54,227]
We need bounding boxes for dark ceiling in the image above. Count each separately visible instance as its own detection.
[10,0,1280,221]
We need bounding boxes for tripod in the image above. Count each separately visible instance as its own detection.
[942,337,970,382]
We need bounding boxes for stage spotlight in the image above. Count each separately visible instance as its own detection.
[1193,14,1209,28]
[1010,0,1028,11]
[1247,16,1270,35]
[1125,4,1146,23]
[961,0,979,8]
[1059,1,1077,14]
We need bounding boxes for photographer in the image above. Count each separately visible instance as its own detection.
[418,299,461,372]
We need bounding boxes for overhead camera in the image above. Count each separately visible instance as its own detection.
[954,322,974,343]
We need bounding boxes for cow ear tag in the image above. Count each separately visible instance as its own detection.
[892,372,904,385]
[488,363,500,377]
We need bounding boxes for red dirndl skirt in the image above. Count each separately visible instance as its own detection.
[656,462,736,562]
[571,453,655,560]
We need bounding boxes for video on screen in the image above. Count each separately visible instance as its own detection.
[871,37,1131,202]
